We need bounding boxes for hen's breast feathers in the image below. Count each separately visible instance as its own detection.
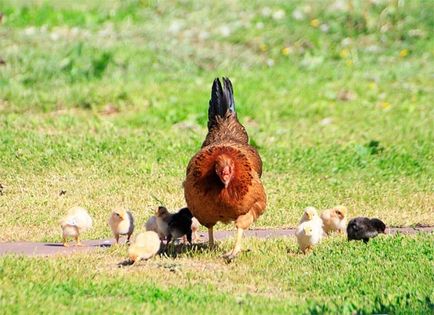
[184,143,265,225]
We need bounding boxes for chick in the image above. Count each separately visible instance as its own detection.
[155,206,173,239]
[295,207,324,253]
[108,208,135,244]
[191,217,200,243]
[321,205,348,235]
[347,217,386,243]
[128,231,161,264]
[145,215,165,240]
[167,207,195,244]
[60,206,93,247]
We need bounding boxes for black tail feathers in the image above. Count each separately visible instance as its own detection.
[208,77,235,129]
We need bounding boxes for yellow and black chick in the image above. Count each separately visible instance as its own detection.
[108,208,135,244]
[347,217,386,243]
[60,206,93,247]
[128,231,161,264]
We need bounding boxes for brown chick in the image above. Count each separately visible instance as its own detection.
[155,206,173,239]
[321,205,348,235]
[145,215,165,240]
[108,208,135,244]
[128,231,161,264]
[184,77,266,261]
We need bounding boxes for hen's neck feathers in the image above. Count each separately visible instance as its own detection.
[202,112,249,148]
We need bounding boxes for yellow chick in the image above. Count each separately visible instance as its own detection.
[108,208,135,244]
[321,205,348,235]
[191,217,200,242]
[128,231,161,264]
[295,207,324,253]
[60,206,93,247]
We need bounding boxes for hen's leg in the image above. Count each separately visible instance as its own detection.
[223,211,255,261]
[208,227,215,248]
[223,227,244,261]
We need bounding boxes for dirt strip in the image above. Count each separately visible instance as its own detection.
[0,226,432,257]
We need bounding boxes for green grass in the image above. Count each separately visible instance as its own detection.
[0,0,433,242]
[0,0,433,312]
[1,234,433,314]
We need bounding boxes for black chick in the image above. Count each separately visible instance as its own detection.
[167,208,194,245]
[347,217,386,243]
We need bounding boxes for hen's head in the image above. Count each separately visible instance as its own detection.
[215,154,235,188]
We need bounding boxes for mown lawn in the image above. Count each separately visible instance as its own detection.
[1,234,433,314]
[0,0,433,313]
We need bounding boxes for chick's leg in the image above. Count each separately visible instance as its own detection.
[63,236,69,247]
[75,235,83,246]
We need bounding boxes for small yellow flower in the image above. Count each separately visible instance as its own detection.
[379,101,392,110]
[259,43,268,52]
[310,19,320,28]
[340,48,350,59]
[368,82,377,90]
[281,47,290,55]
[346,59,353,66]
[399,49,409,57]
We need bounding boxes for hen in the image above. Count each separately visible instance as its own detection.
[184,77,267,260]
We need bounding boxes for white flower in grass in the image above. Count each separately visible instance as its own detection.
[261,7,272,17]
[272,9,285,20]
[168,20,182,34]
[219,26,231,37]
[24,27,36,36]
[292,9,304,21]
[256,22,264,29]
[320,24,329,33]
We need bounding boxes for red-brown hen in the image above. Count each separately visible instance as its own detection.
[184,78,266,260]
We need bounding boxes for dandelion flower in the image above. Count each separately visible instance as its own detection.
[399,49,409,57]
[378,101,392,110]
[368,82,377,90]
[259,43,268,52]
[281,47,291,56]
[310,19,320,28]
[340,49,350,58]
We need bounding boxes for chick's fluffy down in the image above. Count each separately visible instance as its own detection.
[128,231,161,262]
[321,206,347,234]
[60,206,92,236]
[296,219,323,253]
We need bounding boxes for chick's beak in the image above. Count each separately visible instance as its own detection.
[306,213,312,220]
